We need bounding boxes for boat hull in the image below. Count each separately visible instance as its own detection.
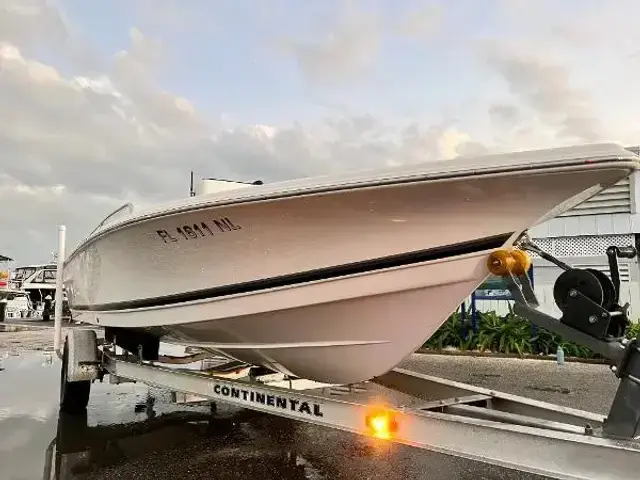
[63,165,633,384]
[77,251,496,384]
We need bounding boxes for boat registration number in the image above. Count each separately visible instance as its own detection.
[155,217,242,243]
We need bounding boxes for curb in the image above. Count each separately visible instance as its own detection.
[414,348,610,365]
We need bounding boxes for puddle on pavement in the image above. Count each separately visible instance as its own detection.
[0,351,328,480]
[0,323,48,333]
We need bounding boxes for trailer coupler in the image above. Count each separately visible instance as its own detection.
[492,234,640,440]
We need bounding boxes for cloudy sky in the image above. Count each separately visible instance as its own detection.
[1,0,640,264]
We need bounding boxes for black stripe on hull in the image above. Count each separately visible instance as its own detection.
[72,232,514,312]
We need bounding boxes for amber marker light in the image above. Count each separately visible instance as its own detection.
[365,408,399,440]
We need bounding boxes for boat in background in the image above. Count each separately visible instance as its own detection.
[62,143,640,384]
[9,263,57,303]
[0,254,28,321]
[0,254,11,291]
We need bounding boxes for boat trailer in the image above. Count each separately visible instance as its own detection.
[53,227,640,480]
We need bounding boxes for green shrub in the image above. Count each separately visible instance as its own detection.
[626,321,640,340]
[476,308,532,356]
[422,307,639,358]
[424,311,465,350]
[531,327,599,359]
[530,326,556,355]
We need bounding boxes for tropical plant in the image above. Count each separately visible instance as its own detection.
[424,309,480,351]
[530,327,557,355]
[557,340,595,358]
[424,311,465,350]
[530,327,598,358]
[421,309,639,359]
[458,321,478,351]
[476,308,532,356]
[626,321,640,340]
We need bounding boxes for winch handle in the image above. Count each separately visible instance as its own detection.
[605,246,638,304]
[614,246,637,259]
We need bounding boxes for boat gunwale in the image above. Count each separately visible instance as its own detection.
[68,232,514,313]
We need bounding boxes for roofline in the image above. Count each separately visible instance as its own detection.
[13,263,56,269]
[201,177,263,185]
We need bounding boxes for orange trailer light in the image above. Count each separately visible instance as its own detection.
[365,408,398,440]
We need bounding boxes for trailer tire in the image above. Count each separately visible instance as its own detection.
[59,340,91,414]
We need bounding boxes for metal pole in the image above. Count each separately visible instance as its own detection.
[54,225,66,359]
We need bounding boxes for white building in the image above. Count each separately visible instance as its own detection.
[476,146,640,320]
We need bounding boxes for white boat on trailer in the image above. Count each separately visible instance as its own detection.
[63,142,639,385]
[54,142,640,479]
[56,241,640,480]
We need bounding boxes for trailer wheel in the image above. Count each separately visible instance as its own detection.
[59,340,91,414]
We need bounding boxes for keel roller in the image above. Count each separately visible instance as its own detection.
[487,248,531,277]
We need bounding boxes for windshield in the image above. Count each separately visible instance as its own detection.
[42,268,57,284]
[92,203,134,234]
[13,267,36,281]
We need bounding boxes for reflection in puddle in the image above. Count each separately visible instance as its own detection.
[0,322,50,333]
[0,324,38,333]
[1,352,327,480]
[45,409,326,479]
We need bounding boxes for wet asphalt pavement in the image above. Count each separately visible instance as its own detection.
[0,324,623,480]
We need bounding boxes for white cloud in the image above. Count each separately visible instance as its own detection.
[272,1,443,85]
[483,44,604,143]
[0,28,472,262]
[0,0,69,48]
[395,3,442,40]
[472,1,640,149]
[0,0,639,263]
[273,7,383,85]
